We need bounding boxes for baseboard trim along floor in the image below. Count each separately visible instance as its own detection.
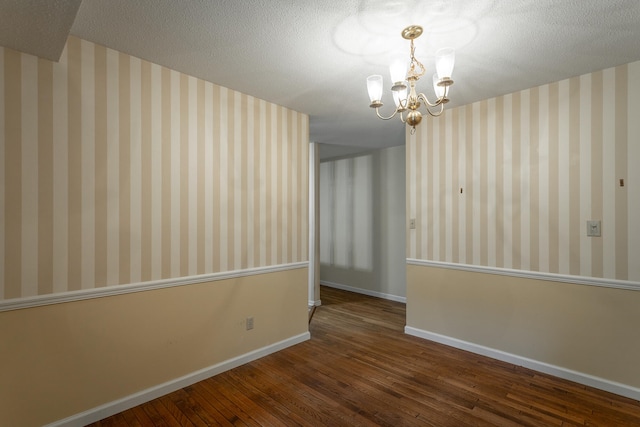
[320,280,406,303]
[405,326,640,402]
[45,332,311,427]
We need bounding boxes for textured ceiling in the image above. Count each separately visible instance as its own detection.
[0,0,81,61]
[2,0,640,153]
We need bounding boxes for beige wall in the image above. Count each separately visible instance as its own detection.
[0,37,310,426]
[406,61,640,391]
[0,268,308,427]
[1,36,309,300]
[407,265,640,387]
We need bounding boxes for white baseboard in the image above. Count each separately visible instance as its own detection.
[321,281,406,303]
[308,299,322,307]
[45,332,311,427]
[405,326,640,402]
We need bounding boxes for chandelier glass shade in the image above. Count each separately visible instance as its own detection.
[366,25,455,132]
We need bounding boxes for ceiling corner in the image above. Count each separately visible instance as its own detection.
[0,0,82,61]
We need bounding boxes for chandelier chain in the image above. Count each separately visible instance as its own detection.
[408,39,426,81]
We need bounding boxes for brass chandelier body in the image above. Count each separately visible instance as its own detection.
[367,25,454,132]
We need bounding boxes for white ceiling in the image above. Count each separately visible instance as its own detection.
[2,0,640,153]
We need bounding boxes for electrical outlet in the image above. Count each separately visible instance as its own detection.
[246,317,254,330]
[409,218,416,229]
[587,220,601,237]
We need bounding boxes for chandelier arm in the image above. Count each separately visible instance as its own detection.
[423,102,445,117]
[374,106,401,121]
[416,92,445,108]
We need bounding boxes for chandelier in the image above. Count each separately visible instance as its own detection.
[366,25,455,132]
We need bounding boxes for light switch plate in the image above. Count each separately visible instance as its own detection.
[587,220,601,237]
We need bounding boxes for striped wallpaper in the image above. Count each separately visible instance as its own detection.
[0,36,309,300]
[319,155,374,271]
[407,61,640,282]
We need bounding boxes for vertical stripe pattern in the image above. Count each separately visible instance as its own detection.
[408,61,639,283]
[0,36,309,299]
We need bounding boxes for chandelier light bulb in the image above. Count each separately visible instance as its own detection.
[389,57,408,90]
[435,47,455,82]
[366,75,384,106]
[433,73,444,97]
[393,83,408,109]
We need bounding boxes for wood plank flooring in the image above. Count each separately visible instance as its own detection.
[89,286,640,426]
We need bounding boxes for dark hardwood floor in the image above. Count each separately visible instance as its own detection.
[90,286,640,426]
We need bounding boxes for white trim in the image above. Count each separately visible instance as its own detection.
[308,141,318,308]
[308,299,322,307]
[321,280,407,304]
[406,258,640,291]
[404,326,640,402]
[44,332,310,427]
[0,262,309,313]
